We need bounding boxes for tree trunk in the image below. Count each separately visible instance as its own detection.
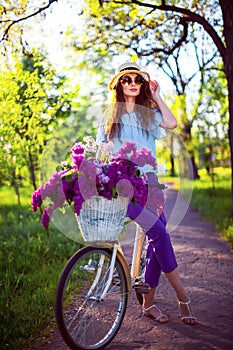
[220,0,233,218]
[169,134,176,176]
[182,122,200,179]
[190,155,200,180]
[170,154,175,176]
[226,70,233,218]
[11,170,21,205]
[28,149,38,191]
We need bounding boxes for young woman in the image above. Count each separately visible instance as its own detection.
[96,62,198,325]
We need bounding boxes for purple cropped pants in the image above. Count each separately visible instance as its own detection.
[127,175,178,288]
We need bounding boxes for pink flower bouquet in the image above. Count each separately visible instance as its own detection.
[31,137,163,228]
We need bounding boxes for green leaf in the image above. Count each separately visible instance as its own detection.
[112,187,118,198]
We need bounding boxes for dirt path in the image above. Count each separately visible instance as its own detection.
[29,186,233,350]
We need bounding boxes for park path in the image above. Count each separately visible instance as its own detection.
[29,185,233,350]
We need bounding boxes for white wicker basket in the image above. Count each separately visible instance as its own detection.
[75,196,129,241]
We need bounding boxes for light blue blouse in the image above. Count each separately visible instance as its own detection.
[96,108,167,173]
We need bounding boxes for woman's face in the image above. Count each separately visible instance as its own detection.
[119,73,144,99]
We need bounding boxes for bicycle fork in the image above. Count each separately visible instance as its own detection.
[85,243,119,301]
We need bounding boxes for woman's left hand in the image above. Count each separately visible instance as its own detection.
[149,80,160,99]
[149,80,178,129]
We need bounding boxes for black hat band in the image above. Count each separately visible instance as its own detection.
[120,67,140,72]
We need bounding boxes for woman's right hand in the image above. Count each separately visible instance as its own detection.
[96,141,114,160]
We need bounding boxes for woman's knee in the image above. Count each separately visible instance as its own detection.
[146,220,168,242]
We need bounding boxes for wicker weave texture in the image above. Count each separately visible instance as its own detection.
[76,196,129,241]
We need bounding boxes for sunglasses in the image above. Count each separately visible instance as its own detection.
[120,75,145,86]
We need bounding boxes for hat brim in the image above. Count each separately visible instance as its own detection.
[108,70,151,90]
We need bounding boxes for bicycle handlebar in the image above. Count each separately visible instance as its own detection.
[147,183,167,190]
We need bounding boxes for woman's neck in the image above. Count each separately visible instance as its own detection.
[124,97,135,113]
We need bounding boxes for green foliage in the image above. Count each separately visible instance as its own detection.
[0,185,80,349]
[1,52,49,175]
[191,63,230,169]
[0,49,84,196]
[0,0,57,60]
[76,0,222,67]
[192,64,229,140]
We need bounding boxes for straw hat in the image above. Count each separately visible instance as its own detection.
[108,62,151,90]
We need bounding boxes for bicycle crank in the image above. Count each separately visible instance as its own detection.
[134,281,151,294]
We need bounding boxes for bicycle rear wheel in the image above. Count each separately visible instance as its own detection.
[55,246,128,350]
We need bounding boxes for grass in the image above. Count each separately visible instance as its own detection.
[0,185,81,350]
[166,167,233,249]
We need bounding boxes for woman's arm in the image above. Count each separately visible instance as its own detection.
[150,80,177,130]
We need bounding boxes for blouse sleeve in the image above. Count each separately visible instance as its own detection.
[149,108,167,139]
[96,124,107,144]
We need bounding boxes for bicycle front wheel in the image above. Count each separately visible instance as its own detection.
[55,246,128,350]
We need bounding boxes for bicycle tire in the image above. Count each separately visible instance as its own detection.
[55,246,128,350]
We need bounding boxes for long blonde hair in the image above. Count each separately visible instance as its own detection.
[105,78,159,140]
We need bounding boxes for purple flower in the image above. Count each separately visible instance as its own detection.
[71,154,85,168]
[115,141,137,159]
[70,143,85,168]
[116,179,134,198]
[62,176,75,201]
[146,186,165,216]
[31,189,42,211]
[71,143,84,155]
[78,176,97,200]
[130,147,157,169]
[73,193,85,215]
[41,206,53,228]
[79,159,96,179]
[32,138,162,228]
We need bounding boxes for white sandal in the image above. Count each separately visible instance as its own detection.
[178,298,198,325]
[143,304,169,323]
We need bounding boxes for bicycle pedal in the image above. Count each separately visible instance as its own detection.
[134,282,151,294]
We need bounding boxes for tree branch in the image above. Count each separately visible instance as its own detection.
[132,18,188,59]
[0,0,57,43]
[112,0,226,61]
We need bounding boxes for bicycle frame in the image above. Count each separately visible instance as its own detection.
[131,224,145,280]
[89,224,145,301]
[93,243,118,300]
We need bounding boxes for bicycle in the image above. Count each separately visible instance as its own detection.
[55,220,149,350]
[55,180,166,350]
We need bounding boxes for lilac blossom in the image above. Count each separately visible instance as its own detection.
[130,147,157,169]
[70,143,85,168]
[41,205,54,228]
[146,186,165,217]
[31,189,42,212]
[32,137,163,228]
